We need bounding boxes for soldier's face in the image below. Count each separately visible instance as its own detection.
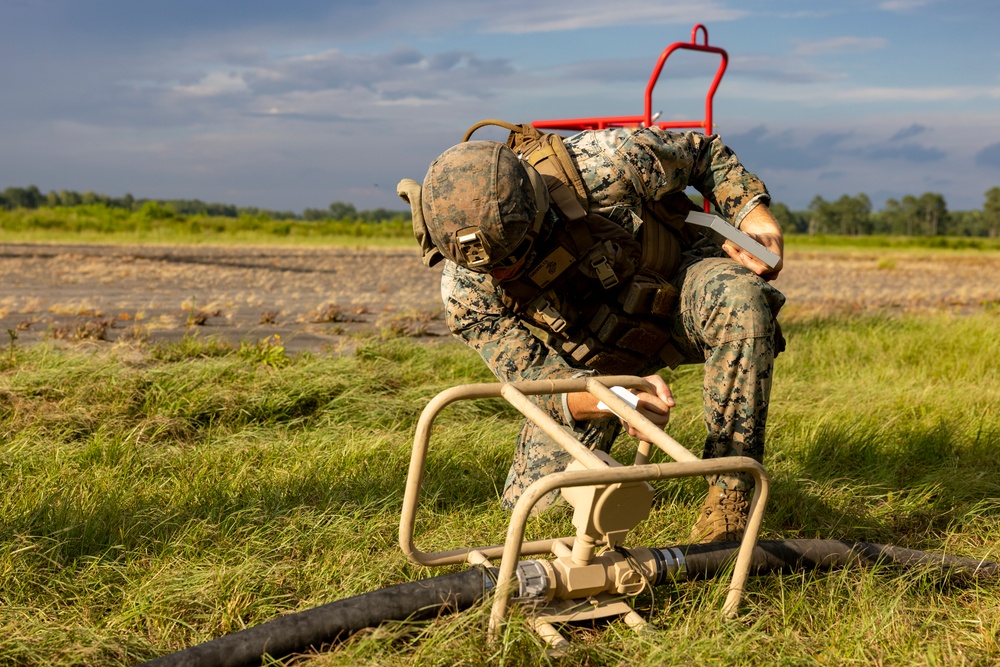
[487,233,538,281]
[489,254,529,281]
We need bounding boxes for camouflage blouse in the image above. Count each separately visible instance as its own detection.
[440,128,769,424]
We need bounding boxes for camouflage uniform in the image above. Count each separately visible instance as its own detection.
[439,127,785,511]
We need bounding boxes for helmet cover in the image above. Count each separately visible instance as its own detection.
[421,141,538,269]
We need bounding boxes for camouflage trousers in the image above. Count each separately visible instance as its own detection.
[500,257,786,511]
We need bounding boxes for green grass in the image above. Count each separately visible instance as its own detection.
[785,233,1000,252]
[0,314,998,665]
[0,205,413,247]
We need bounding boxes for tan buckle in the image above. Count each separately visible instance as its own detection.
[536,298,567,333]
[592,256,618,289]
[455,227,491,267]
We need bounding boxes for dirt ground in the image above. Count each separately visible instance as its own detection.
[1,242,998,353]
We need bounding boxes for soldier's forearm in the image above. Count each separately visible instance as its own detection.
[566,391,611,421]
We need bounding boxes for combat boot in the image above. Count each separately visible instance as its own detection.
[689,484,750,543]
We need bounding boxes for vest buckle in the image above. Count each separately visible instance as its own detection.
[591,256,619,289]
[537,298,568,333]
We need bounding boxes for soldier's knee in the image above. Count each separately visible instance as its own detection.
[696,262,779,342]
[725,272,773,324]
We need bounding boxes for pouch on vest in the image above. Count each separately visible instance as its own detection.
[636,191,702,279]
[547,331,645,376]
[526,292,577,334]
[620,276,679,318]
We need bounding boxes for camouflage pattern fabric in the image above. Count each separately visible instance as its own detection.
[438,128,784,511]
[564,127,769,234]
[667,258,785,491]
[500,415,622,512]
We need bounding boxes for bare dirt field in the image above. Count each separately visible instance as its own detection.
[1,242,998,353]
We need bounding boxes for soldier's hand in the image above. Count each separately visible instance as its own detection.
[723,203,784,280]
[621,374,675,438]
[567,374,674,434]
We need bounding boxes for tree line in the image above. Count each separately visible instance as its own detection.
[0,186,410,223]
[770,188,1000,238]
[3,184,999,237]
[301,201,410,223]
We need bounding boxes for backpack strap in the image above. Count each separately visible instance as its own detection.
[463,119,589,222]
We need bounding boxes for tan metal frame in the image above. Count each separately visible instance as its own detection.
[398,376,770,638]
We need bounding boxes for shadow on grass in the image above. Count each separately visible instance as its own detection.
[766,417,1000,546]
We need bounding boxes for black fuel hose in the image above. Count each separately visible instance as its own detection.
[649,539,998,585]
[138,567,495,667]
[139,540,998,667]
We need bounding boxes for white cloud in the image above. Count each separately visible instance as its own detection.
[835,85,1000,103]
[731,54,846,84]
[479,0,746,33]
[721,78,1000,105]
[878,0,935,11]
[174,71,249,97]
[153,44,520,126]
[719,111,1000,209]
[793,36,888,57]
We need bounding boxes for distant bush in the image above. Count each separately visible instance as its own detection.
[0,205,412,242]
[786,234,1000,251]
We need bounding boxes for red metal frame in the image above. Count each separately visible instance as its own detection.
[531,24,728,134]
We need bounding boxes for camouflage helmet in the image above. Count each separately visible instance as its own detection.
[422,141,547,271]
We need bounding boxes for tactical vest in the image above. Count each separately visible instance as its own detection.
[465,120,701,374]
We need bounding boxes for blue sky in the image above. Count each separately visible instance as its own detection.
[1,0,998,214]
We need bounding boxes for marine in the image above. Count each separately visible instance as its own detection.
[399,121,785,543]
